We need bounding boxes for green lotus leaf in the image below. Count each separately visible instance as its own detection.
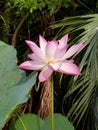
[0,41,37,129]
[10,113,74,130]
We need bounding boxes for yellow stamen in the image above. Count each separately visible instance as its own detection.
[48,60,56,64]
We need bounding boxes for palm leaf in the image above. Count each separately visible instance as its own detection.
[52,14,98,129]
[52,14,98,44]
[63,30,98,130]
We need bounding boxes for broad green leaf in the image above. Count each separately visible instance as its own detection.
[0,41,25,102]
[10,113,74,130]
[42,113,74,130]
[0,41,37,129]
[10,114,43,130]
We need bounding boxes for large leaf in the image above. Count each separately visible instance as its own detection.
[10,113,74,130]
[0,41,37,129]
[42,114,74,130]
[0,41,25,102]
[10,114,43,130]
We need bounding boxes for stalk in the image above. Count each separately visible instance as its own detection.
[51,76,54,130]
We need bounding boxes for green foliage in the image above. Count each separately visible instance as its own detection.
[0,41,37,129]
[52,14,98,44]
[12,0,71,15]
[10,113,74,130]
[44,0,71,15]
[52,14,98,130]
[10,114,43,130]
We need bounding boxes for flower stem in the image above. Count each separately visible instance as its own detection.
[16,112,27,130]
[51,76,54,130]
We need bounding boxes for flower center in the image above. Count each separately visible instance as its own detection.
[48,60,56,64]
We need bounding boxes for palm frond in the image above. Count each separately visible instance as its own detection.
[61,28,98,129]
[52,14,98,45]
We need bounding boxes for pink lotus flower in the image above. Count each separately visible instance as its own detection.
[19,34,84,82]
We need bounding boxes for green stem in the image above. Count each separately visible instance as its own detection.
[51,76,54,130]
[16,112,27,130]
